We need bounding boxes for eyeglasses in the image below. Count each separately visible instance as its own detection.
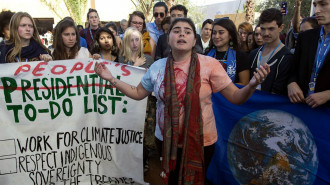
[131,21,143,26]
[154,12,165,18]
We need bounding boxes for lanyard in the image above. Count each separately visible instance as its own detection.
[89,28,94,40]
[314,37,330,77]
[308,33,330,95]
[16,57,28,62]
[100,52,112,61]
[257,42,281,68]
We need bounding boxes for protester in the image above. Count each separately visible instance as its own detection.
[155,4,203,60]
[52,18,91,60]
[287,0,330,107]
[77,25,84,33]
[79,8,100,52]
[95,17,270,185]
[118,19,128,35]
[206,18,250,85]
[105,22,122,49]
[161,16,171,34]
[129,11,156,58]
[117,27,155,172]
[0,12,52,63]
[0,10,15,42]
[247,31,258,52]
[300,17,320,32]
[91,27,119,62]
[200,19,213,53]
[118,27,153,67]
[146,2,168,44]
[254,25,264,47]
[249,8,293,95]
[238,22,253,52]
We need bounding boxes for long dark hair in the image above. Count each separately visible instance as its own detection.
[206,18,239,54]
[52,18,80,60]
[91,27,119,57]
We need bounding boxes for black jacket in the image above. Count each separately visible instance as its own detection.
[288,28,330,106]
[249,45,293,95]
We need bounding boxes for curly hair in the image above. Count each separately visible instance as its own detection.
[0,10,15,38]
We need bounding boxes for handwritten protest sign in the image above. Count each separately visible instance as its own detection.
[0,59,148,185]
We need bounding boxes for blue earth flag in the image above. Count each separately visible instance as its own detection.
[207,89,330,185]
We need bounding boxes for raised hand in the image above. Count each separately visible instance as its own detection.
[249,64,270,88]
[94,62,114,82]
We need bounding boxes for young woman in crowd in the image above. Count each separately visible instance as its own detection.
[118,27,154,67]
[118,26,155,173]
[246,31,258,52]
[254,25,264,48]
[206,18,250,85]
[52,18,91,60]
[91,27,119,62]
[0,10,15,42]
[238,22,253,52]
[161,16,171,34]
[105,22,122,50]
[128,11,156,58]
[0,12,52,63]
[95,17,270,185]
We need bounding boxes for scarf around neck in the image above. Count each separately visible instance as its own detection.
[5,39,48,62]
[163,51,204,185]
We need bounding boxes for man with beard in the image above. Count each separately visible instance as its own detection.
[249,8,292,95]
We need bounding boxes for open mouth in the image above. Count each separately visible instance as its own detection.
[177,39,187,44]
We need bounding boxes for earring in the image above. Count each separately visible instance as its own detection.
[229,40,233,49]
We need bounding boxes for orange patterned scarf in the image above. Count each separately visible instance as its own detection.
[163,51,204,185]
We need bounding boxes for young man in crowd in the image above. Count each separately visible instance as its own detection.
[200,19,213,53]
[287,0,330,107]
[146,2,168,45]
[79,8,100,52]
[155,4,203,60]
[118,19,128,35]
[249,8,293,95]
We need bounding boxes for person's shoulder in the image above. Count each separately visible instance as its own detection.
[146,22,154,28]
[249,47,261,57]
[279,45,293,55]
[144,54,154,61]
[197,53,218,64]
[159,34,167,40]
[298,27,321,42]
[79,47,89,53]
[151,58,167,68]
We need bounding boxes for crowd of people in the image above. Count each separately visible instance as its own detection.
[0,0,330,184]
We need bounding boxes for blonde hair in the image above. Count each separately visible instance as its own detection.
[6,12,49,62]
[120,27,143,63]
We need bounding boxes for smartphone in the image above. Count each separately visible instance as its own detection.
[281,1,288,15]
